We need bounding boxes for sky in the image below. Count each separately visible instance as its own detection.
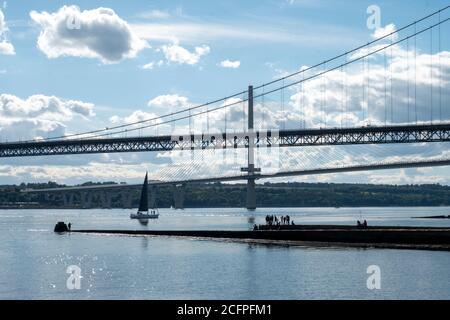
[1,0,450,185]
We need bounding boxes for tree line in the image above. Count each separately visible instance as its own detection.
[1,181,450,208]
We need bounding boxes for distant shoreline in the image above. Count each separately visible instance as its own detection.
[2,205,450,210]
[3,181,450,208]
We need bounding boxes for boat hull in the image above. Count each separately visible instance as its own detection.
[130,213,159,219]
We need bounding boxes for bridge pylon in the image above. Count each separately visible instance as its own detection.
[241,85,260,210]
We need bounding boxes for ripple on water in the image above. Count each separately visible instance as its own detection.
[2,208,450,299]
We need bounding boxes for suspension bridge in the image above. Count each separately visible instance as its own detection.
[4,6,450,209]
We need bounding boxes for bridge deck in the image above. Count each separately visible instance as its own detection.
[2,123,450,158]
[21,158,450,193]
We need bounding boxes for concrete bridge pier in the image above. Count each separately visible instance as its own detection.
[45,193,58,206]
[173,184,185,210]
[62,193,74,207]
[99,191,112,209]
[44,193,52,202]
[80,191,93,209]
[149,186,156,209]
[38,193,46,204]
[120,191,133,208]
[246,177,256,210]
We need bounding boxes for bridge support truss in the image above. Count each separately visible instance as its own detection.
[2,124,450,158]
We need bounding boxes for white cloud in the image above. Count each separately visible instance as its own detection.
[0,8,6,32]
[137,9,171,20]
[29,5,148,64]
[132,22,296,44]
[285,0,322,6]
[160,43,210,65]
[0,94,94,119]
[148,94,190,111]
[0,8,15,55]
[105,94,194,138]
[123,110,159,124]
[103,94,193,140]
[141,59,164,70]
[0,40,13,55]
[372,23,398,41]
[366,169,446,185]
[0,94,95,140]
[131,21,364,49]
[109,115,120,124]
[108,110,163,125]
[219,59,240,69]
[286,46,450,129]
[107,110,170,136]
[0,162,152,184]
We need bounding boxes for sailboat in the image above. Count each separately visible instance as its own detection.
[130,172,159,220]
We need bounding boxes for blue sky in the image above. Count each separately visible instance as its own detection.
[2,0,445,116]
[1,0,450,185]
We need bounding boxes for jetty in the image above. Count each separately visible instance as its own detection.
[413,215,450,219]
[67,225,450,251]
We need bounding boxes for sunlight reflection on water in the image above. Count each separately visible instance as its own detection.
[1,207,450,299]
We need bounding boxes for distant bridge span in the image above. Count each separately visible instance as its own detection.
[3,123,450,158]
[22,158,450,194]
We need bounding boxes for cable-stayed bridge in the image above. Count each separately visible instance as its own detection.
[4,6,450,209]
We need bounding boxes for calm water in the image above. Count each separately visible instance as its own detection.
[1,207,450,299]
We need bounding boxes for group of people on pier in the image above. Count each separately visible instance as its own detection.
[356,220,368,229]
[265,214,293,226]
[251,214,295,230]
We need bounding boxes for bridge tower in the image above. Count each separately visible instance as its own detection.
[241,85,260,210]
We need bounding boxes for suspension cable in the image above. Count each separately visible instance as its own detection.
[11,8,450,143]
